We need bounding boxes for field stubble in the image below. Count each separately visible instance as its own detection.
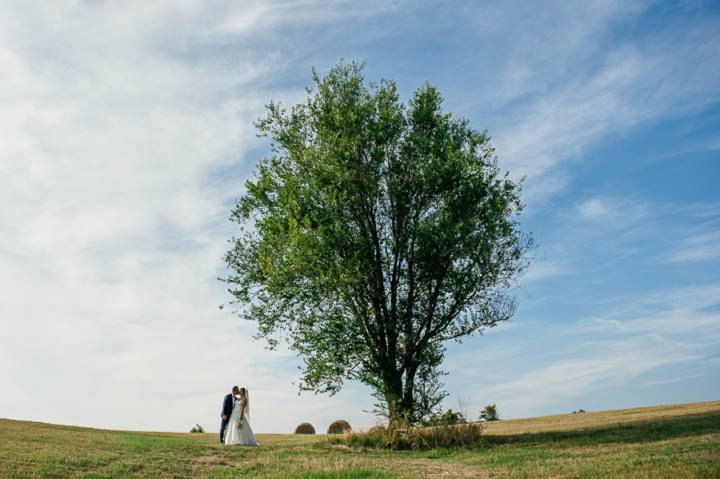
[0,401,718,478]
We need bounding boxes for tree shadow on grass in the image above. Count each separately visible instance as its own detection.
[483,411,720,447]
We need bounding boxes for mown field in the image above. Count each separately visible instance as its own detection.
[1,401,719,478]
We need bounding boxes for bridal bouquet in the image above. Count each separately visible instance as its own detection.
[235,417,243,429]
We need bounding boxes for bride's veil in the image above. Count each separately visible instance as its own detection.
[244,389,250,419]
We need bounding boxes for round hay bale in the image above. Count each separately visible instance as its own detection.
[368,425,386,434]
[327,419,352,434]
[294,422,316,434]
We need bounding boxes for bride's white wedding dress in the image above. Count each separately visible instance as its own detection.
[224,397,259,446]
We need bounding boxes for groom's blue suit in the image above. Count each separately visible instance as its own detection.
[220,393,234,444]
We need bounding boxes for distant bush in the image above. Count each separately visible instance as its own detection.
[294,422,316,434]
[479,404,499,422]
[190,424,205,433]
[327,419,352,434]
[422,409,466,427]
[572,409,587,414]
[331,422,484,450]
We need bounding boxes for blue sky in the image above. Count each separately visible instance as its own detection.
[0,1,718,433]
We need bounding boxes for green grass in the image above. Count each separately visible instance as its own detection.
[1,401,719,478]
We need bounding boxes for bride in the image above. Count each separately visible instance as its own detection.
[224,387,259,446]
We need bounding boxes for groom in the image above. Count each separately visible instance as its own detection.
[220,385,240,444]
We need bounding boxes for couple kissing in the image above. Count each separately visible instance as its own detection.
[220,386,258,446]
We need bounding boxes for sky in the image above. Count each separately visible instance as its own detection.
[1,0,718,434]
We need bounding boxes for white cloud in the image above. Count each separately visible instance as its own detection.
[526,197,718,286]
[480,345,698,414]
[575,196,647,222]
[457,283,720,417]
[523,260,564,283]
[1,1,718,433]
[217,0,400,33]
[0,1,386,433]
[578,284,720,339]
[577,198,615,219]
[667,231,720,263]
[488,7,720,200]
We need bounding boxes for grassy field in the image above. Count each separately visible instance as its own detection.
[1,401,719,478]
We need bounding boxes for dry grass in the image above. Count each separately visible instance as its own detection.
[333,422,485,450]
[1,400,718,478]
[482,400,720,435]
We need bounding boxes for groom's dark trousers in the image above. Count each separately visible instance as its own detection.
[220,393,234,444]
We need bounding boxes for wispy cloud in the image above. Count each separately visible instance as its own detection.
[482,345,698,414]
[577,283,720,337]
[667,231,720,263]
[217,0,401,33]
[575,196,647,222]
[459,283,720,417]
[489,5,720,200]
[523,260,564,283]
[0,1,388,432]
[1,1,717,432]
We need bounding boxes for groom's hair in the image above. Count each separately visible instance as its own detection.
[232,386,240,393]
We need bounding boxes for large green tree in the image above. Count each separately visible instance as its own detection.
[224,62,532,425]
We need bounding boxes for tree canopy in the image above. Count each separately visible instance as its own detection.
[224,61,532,425]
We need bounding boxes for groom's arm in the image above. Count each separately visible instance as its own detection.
[221,395,232,419]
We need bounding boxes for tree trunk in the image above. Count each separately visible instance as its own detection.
[401,366,417,420]
[385,371,408,429]
[386,369,418,429]
[387,401,413,429]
